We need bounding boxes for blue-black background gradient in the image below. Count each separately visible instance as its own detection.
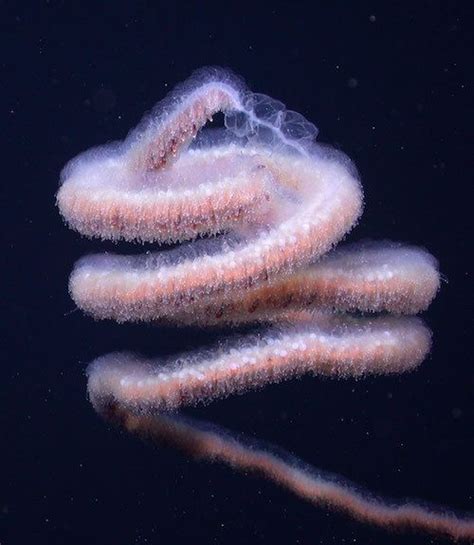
[2,2,473,544]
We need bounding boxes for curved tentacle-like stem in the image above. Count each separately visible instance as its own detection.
[57,68,472,540]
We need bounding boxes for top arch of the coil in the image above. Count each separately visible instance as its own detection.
[128,66,320,159]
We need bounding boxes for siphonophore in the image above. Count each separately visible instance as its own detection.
[57,67,473,540]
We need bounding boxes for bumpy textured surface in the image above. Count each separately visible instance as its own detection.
[57,68,473,539]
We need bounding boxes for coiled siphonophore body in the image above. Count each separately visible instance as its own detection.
[57,68,473,540]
